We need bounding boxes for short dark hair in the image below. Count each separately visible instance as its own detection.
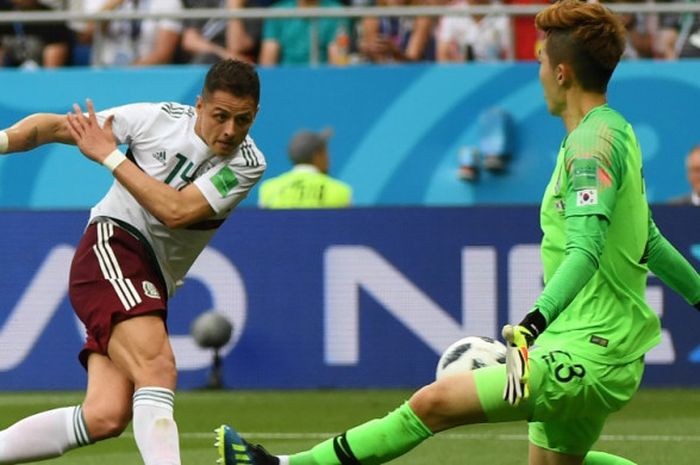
[202,59,260,104]
[536,0,626,93]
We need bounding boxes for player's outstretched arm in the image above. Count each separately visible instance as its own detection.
[66,99,216,229]
[646,216,700,310]
[0,113,75,154]
[502,214,607,406]
[534,214,608,322]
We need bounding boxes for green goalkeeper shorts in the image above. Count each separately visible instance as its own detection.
[473,347,644,455]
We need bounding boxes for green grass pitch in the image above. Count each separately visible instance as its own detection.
[1,388,698,464]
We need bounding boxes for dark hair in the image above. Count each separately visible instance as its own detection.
[536,0,626,93]
[202,59,260,104]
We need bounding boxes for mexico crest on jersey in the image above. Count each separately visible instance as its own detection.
[142,281,161,299]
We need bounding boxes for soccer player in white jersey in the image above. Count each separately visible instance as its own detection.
[0,59,265,465]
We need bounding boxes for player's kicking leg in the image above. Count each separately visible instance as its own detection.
[108,314,181,465]
[0,352,132,463]
[82,352,134,442]
[214,353,640,465]
[215,370,501,465]
[69,221,181,465]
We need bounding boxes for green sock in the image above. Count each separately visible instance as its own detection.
[288,402,433,465]
[584,451,637,465]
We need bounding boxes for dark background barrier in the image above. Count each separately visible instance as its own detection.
[0,206,697,390]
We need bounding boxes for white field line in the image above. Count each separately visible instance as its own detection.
[1,396,698,444]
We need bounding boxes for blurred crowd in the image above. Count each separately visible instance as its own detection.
[0,0,698,68]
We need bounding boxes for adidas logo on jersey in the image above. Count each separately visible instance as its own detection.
[152,151,167,164]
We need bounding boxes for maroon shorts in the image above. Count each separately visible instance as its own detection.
[69,221,168,367]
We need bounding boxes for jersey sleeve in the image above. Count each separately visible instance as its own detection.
[646,215,700,306]
[193,140,267,214]
[534,214,607,323]
[262,16,282,41]
[563,125,623,220]
[95,103,160,146]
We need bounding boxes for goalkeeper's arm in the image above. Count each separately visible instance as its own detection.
[646,215,700,310]
[0,113,75,154]
[526,214,609,332]
[502,214,607,405]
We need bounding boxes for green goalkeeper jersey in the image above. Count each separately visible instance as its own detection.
[536,104,661,364]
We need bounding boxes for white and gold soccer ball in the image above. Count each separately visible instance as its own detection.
[435,336,506,380]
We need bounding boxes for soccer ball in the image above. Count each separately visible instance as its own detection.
[190,311,233,349]
[435,336,506,380]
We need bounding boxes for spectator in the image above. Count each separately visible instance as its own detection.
[181,0,270,64]
[0,0,73,68]
[82,0,183,66]
[258,0,350,66]
[619,12,655,58]
[357,0,435,63]
[669,145,700,205]
[603,0,655,59]
[658,1,700,59]
[258,128,353,208]
[436,0,512,62]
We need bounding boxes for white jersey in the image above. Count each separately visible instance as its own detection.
[91,102,266,297]
[84,0,183,66]
[437,1,512,62]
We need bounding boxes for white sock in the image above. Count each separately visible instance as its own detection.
[278,456,290,465]
[0,405,91,464]
[133,387,181,465]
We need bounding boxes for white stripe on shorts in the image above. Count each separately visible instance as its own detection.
[91,222,143,311]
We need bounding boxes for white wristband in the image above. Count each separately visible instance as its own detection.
[103,149,127,173]
[0,131,8,153]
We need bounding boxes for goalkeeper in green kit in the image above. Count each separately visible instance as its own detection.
[216,1,700,464]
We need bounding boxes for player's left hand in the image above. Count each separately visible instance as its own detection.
[502,324,535,406]
[65,98,117,164]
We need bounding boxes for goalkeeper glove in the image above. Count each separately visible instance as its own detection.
[502,310,546,406]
